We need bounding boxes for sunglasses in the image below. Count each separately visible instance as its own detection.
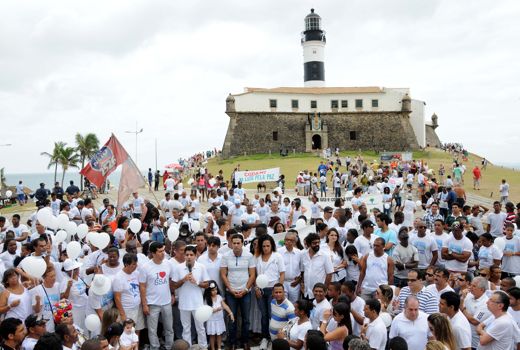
[457,278,465,282]
[426,273,434,277]
[407,279,418,283]
[480,273,488,277]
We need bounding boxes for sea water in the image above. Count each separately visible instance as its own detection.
[5,171,123,191]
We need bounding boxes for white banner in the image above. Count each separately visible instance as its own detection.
[235,167,280,184]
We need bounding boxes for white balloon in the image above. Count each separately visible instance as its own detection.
[65,221,77,235]
[191,220,201,232]
[77,224,89,239]
[37,208,53,226]
[514,275,520,287]
[21,256,46,278]
[256,274,269,289]
[66,241,82,259]
[54,230,67,244]
[494,237,506,251]
[415,200,423,207]
[194,305,213,323]
[47,217,59,230]
[5,190,12,197]
[129,218,142,233]
[85,314,101,332]
[93,232,110,249]
[57,214,70,229]
[87,232,99,245]
[168,226,179,242]
[295,219,306,230]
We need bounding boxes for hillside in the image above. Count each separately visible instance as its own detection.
[207,148,519,203]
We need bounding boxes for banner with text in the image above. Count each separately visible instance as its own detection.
[235,168,280,184]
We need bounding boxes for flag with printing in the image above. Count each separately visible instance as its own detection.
[80,134,129,188]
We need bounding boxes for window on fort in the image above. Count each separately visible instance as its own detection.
[272,131,278,141]
[331,100,338,109]
[292,100,299,108]
[310,100,317,108]
[269,99,277,108]
[350,131,357,140]
[355,99,363,108]
[372,99,379,108]
[341,100,348,108]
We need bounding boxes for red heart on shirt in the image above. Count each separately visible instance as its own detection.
[159,271,166,278]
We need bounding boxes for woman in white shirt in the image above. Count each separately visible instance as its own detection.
[60,259,88,331]
[255,234,285,345]
[276,299,313,350]
[325,229,347,282]
[113,217,129,248]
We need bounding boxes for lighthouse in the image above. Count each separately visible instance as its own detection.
[302,8,326,87]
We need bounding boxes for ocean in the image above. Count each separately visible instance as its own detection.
[5,171,125,191]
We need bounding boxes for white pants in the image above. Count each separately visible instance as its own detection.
[284,281,300,304]
[180,309,207,348]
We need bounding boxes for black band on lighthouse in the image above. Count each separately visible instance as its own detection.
[304,61,325,82]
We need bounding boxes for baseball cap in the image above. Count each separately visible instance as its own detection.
[25,314,48,328]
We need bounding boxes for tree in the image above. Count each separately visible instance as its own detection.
[41,141,66,184]
[0,168,6,189]
[75,133,100,190]
[58,145,80,186]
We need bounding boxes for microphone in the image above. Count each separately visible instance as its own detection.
[187,262,192,273]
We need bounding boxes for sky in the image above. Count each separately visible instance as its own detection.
[1,0,519,174]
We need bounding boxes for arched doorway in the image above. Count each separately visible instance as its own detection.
[312,134,322,149]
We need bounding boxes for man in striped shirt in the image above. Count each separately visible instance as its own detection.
[396,269,439,314]
[269,284,296,341]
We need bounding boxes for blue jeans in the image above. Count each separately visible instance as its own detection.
[257,287,273,338]
[334,187,341,198]
[226,290,251,346]
[152,230,165,243]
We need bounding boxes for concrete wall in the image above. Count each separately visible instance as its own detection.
[410,99,426,147]
[222,111,419,158]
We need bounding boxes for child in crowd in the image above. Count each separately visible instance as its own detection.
[204,281,234,350]
[119,319,138,350]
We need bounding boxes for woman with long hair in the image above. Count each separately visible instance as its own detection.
[383,186,392,216]
[255,235,285,348]
[274,222,286,234]
[427,313,457,350]
[320,302,353,350]
[32,265,61,332]
[288,198,307,227]
[0,268,32,321]
[101,308,121,338]
[325,228,346,282]
[276,299,312,350]
[376,284,395,315]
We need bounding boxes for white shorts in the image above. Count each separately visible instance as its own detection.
[125,305,146,330]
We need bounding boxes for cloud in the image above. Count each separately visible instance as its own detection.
[0,0,519,173]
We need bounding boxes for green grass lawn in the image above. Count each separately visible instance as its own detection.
[206,148,519,203]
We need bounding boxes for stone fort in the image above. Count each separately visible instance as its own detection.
[222,9,441,159]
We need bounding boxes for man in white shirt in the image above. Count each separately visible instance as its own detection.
[198,236,224,293]
[172,246,210,348]
[130,192,146,220]
[476,291,518,350]
[266,201,286,228]
[300,233,333,299]
[322,207,339,229]
[160,193,172,220]
[139,242,174,350]
[278,231,302,303]
[442,221,472,273]
[486,201,507,237]
[389,296,429,350]
[426,267,454,302]
[360,299,387,350]
[354,220,376,257]
[164,175,175,194]
[8,214,29,242]
[343,281,365,336]
[461,277,492,349]
[440,291,471,350]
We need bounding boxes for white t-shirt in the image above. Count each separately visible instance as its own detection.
[350,296,365,336]
[478,245,503,269]
[478,313,517,350]
[389,311,429,350]
[132,197,144,214]
[197,253,223,293]
[487,212,507,237]
[367,316,388,350]
[354,235,376,257]
[310,203,322,219]
[9,224,29,239]
[21,337,38,350]
[31,283,61,332]
[256,252,285,287]
[138,259,173,306]
[165,178,175,191]
[503,236,520,274]
[465,293,492,349]
[450,310,472,350]
[288,320,312,350]
[112,270,141,309]
[171,261,209,310]
[59,278,88,310]
[310,298,331,329]
[426,284,454,303]
[444,235,473,272]
[410,234,439,269]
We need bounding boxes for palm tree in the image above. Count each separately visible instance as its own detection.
[0,168,7,189]
[41,141,66,184]
[58,146,80,186]
[75,133,100,190]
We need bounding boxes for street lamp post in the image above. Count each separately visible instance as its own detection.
[125,123,143,168]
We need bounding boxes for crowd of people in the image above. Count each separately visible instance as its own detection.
[0,152,519,350]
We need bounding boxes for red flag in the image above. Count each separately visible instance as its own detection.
[117,158,146,211]
[80,134,129,188]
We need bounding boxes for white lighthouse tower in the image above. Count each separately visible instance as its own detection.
[302,8,326,87]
